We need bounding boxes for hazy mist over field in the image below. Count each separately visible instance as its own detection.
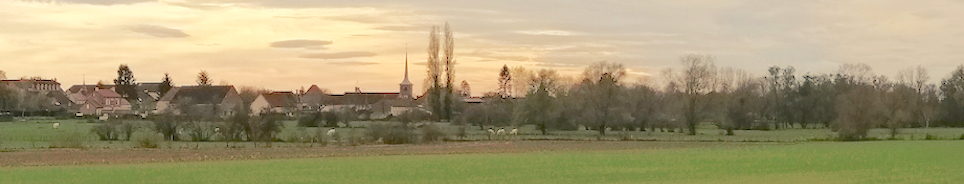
[3,0,964,94]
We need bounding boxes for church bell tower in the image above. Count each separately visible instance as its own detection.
[399,51,413,99]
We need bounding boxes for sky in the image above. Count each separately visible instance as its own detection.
[2,0,964,95]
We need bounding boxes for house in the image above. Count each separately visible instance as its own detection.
[1,79,63,95]
[251,91,299,115]
[136,83,164,102]
[297,54,418,118]
[78,89,132,115]
[1,79,70,112]
[155,85,242,118]
[300,84,328,111]
[375,98,420,118]
[46,91,73,111]
[66,85,114,105]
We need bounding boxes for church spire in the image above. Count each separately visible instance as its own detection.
[399,46,413,99]
[400,47,412,85]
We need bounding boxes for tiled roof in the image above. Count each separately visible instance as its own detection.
[68,85,113,94]
[262,92,298,107]
[170,86,234,104]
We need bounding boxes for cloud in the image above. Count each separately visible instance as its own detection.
[373,26,425,32]
[127,25,190,38]
[299,51,377,59]
[269,39,332,49]
[514,30,579,36]
[24,0,152,5]
[462,51,531,61]
[329,61,378,66]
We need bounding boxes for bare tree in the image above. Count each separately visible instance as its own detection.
[0,83,19,111]
[498,65,511,98]
[834,84,886,140]
[442,22,456,121]
[237,86,271,109]
[939,65,964,127]
[511,66,533,97]
[425,25,443,121]
[519,69,562,134]
[882,80,915,139]
[837,63,874,84]
[579,61,627,136]
[763,66,797,129]
[711,67,754,135]
[675,54,717,135]
[624,83,660,132]
[897,65,938,128]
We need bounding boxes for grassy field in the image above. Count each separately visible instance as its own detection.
[1,141,960,183]
[2,118,964,149]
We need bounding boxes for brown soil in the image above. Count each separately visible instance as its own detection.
[0,141,774,167]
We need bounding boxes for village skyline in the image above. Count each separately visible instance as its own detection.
[4,1,964,95]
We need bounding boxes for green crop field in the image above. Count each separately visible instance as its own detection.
[2,141,961,183]
[3,118,964,149]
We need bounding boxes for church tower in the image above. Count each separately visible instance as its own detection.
[399,51,413,99]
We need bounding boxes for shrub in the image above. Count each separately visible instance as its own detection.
[394,110,431,124]
[346,128,366,146]
[283,126,312,143]
[51,130,88,148]
[456,124,468,140]
[130,131,163,148]
[321,111,340,127]
[330,131,343,145]
[92,120,135,141]
[250,113,284,146]
[119,122,134,141]
[297,113,322,127]
[367,122,416,144]
[92,121,119,141]
[184,121,216,142]
[152,114,180,141]
[421,123,447,142]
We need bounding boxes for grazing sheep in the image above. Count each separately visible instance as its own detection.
[510,128,518,135]
[487,128,495,140]
[497,128,505,136]
[214,127,220,133]
[52,123,60,129]
[326,128,336,136]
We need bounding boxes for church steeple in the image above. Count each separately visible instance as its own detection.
[399,49,413,99]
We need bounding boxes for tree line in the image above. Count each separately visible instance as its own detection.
[455,55,964,141]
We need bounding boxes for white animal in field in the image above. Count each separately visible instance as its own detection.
[497,128,505,136]
[52,123,60,129]
[326,128,336,136]
[605,127,612,132]
[214,127,220,133]
[510,128,518,135]
[487,128,495,135]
